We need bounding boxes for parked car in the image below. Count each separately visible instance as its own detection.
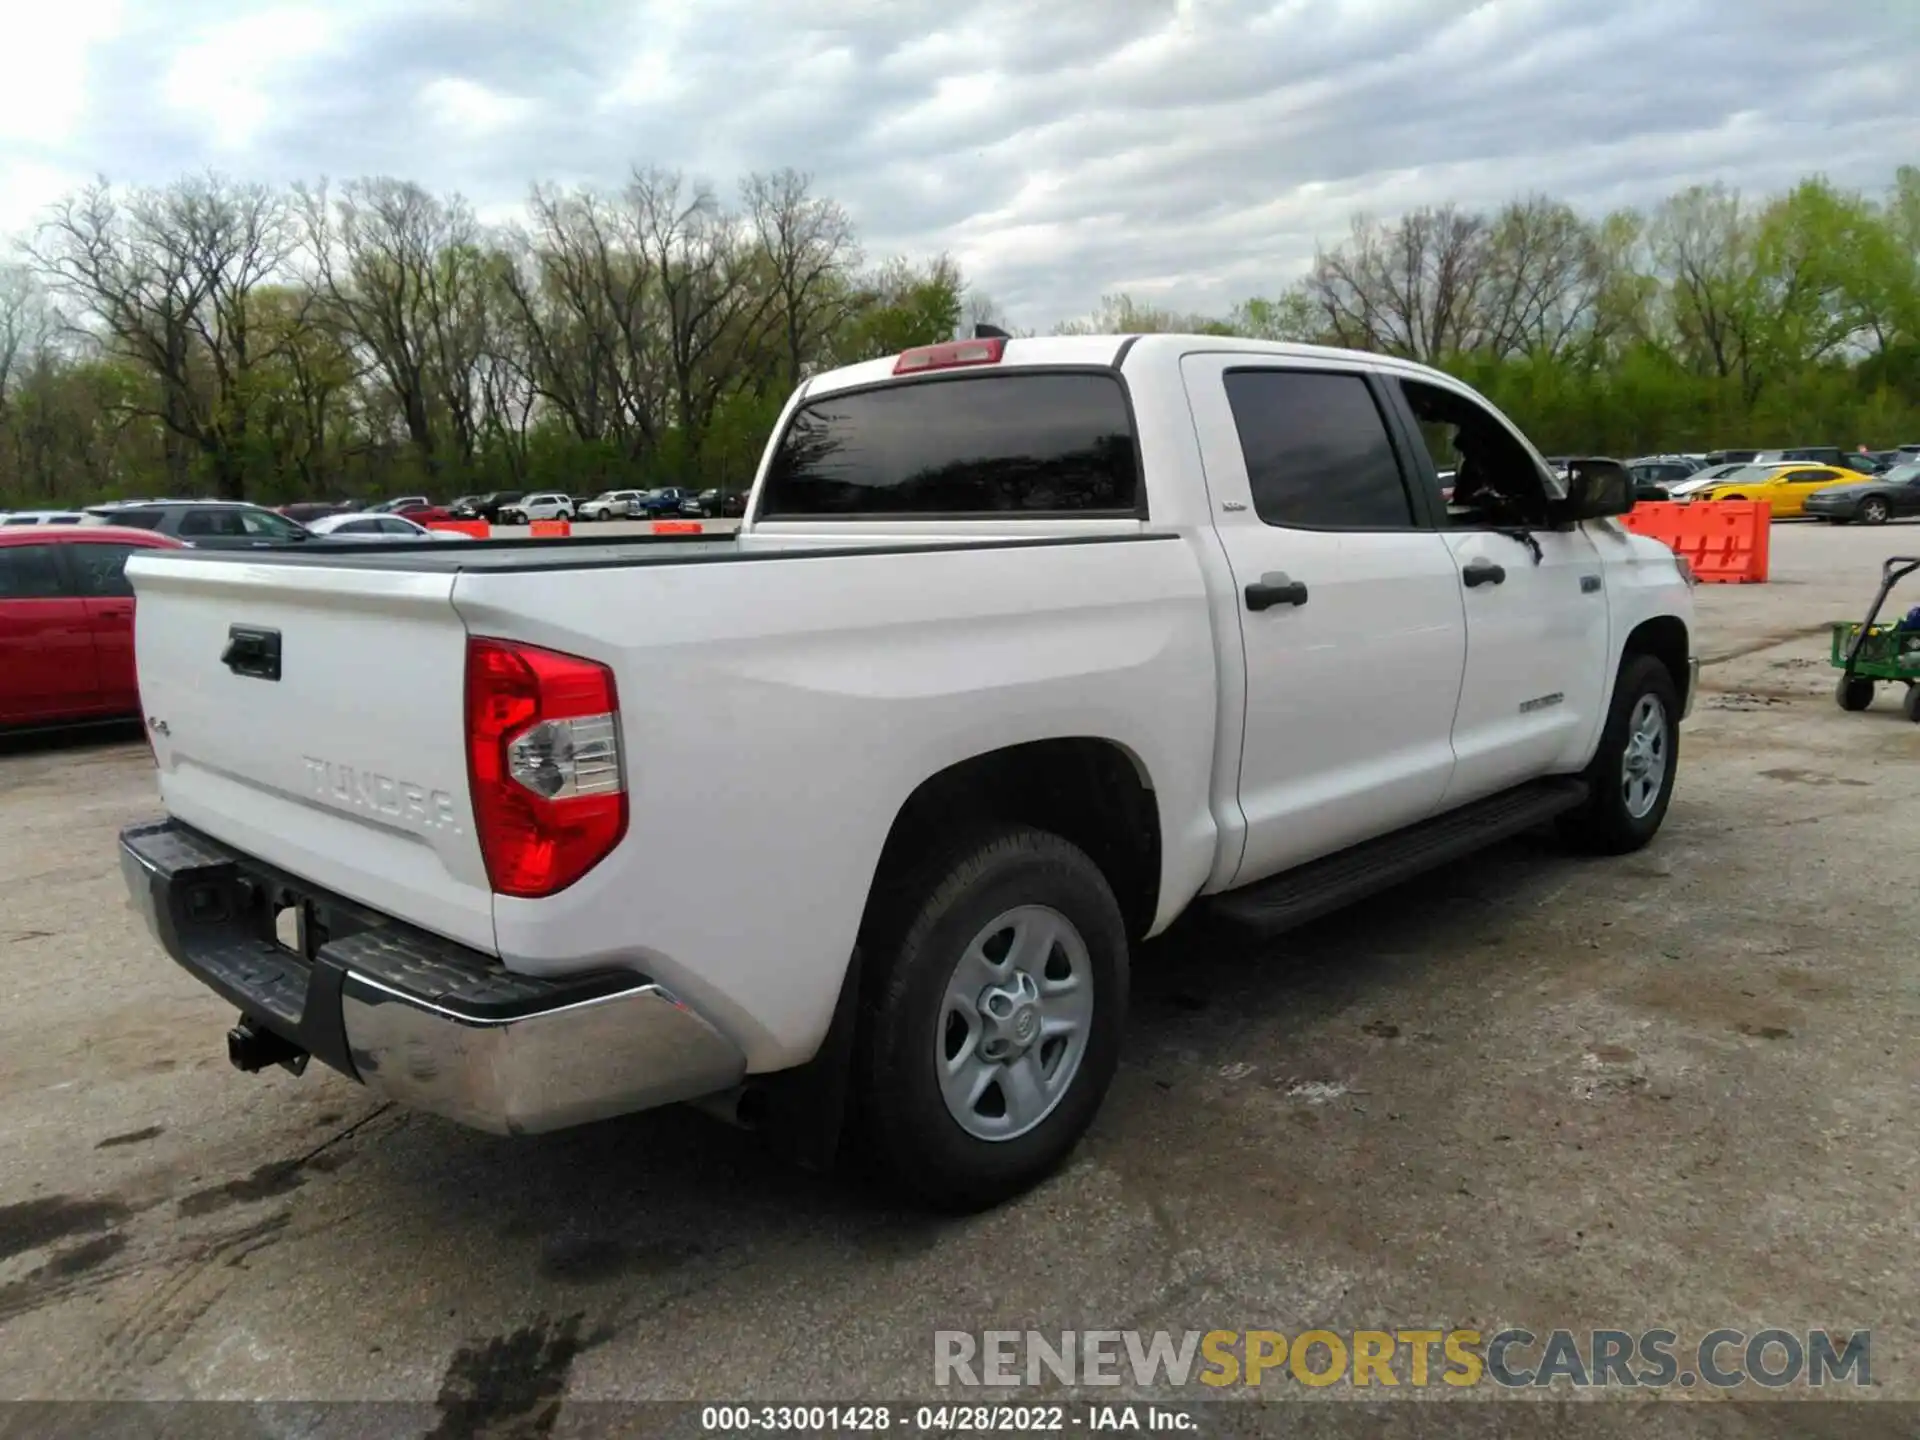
[496,493,574,525]
[83,500,316,549]
[577,490,647,522]
[1803,461,1920,525]
[1,510,86,526]
[362,496,432,515]
[307,513,475,542]
[393,503,457,524]
[1625,460,1696,499]
[1667,463,1752,496]
[1688,464,1868,517]
[698,488,748,517]
[1,525,185,728]
[279,501,358,524]
[638,487,694,516]
[1702,450,1760,466]
[1752,447,1849,468]
[118,332,1694,1211]
[456,491,528,523]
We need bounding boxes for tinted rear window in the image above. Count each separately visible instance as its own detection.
[760,372,1139,518]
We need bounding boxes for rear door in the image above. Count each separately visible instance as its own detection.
[66,538,149,711]
[1181,354,1468,885]
[0,543,101,722]
[1778,467,1843,513]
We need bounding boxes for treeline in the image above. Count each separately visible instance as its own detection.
[1061,166,1920,456]
[0,169,983,507]
[3,165,1918,509]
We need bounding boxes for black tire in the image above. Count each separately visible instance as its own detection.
[1860,497,1891,526]
[1558,653,1681,855]
[1904,684,1920,724]
[1837,676,1875,712]
[853,826,1128,1212]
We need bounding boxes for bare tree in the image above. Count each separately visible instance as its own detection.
[298,177,480,478]
[497,183,665,458]
[1648,184,1756,388]
[0,265,51,419]
[630,167,775,462]
[31,176,302,497]
[1477,197,1606,361]
[745,169,859,389]
[1306,205,1491,362]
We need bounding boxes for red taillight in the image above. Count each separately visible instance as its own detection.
[465,638,626,898]
[892,336,1005,375]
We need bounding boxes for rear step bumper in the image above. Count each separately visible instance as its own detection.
[118,818,745,1135]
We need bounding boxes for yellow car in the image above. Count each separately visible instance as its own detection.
[1691,463,1872,517]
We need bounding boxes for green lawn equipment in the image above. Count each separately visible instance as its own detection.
[1832,555,1920,722]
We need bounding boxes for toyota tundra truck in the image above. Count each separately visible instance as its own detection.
[118,333,1696,1210]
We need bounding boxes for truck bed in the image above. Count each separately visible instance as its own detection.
[124,525,1217,1070]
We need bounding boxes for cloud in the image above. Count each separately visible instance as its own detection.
[3,0,1916,326]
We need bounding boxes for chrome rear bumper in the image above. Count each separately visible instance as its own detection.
[119,818,744,1134]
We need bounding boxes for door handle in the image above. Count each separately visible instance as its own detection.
[222,624,282,681]
[1462,559,1506,588]
[1245,572,1309,611]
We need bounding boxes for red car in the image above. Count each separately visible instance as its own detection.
[0,525,185,728]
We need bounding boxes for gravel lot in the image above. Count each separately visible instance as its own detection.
[2,522,1917,1421]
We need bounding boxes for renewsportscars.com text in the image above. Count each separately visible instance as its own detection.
[934,1327,1871,1390]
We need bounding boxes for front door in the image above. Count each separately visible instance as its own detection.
[0,543,101,723]
[1384,376,1610,805]
[1182,355,1469,887]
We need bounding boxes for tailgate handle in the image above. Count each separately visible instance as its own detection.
[222,625,282,681]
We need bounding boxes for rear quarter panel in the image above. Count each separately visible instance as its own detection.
[452,536,1220,1071]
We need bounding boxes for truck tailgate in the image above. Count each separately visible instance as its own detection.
[126,552,494,952]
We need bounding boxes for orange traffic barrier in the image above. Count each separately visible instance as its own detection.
[426,519,490,539]
[1620,500,1770,583]
[529,518,571,537]
[652,519,702,534]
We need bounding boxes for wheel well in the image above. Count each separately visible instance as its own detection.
[867,739,1162,940]
[1624,615,1690,706]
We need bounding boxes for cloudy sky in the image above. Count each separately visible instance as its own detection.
[3,0,1915,326]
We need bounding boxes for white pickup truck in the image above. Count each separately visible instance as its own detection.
[119,333,1695,1210]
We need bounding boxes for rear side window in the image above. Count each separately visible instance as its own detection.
[0,544,68,598]
[68,543,142,597]
[1223,370,1416,530]
[178,509,241,537]
[760,372,1139,518]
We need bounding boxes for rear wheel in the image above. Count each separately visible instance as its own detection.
[1904,684,1920,724]
[853,827,1128,1211]
[1860,496,1891,526]
[1559,654,1680,854]
[1837,676,1875,712]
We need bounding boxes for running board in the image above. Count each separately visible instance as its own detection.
[1205,777,1589,937]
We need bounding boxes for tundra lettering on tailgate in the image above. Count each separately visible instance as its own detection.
[302,756,462,834]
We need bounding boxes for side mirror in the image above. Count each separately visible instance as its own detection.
[1549,458,1636,525]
